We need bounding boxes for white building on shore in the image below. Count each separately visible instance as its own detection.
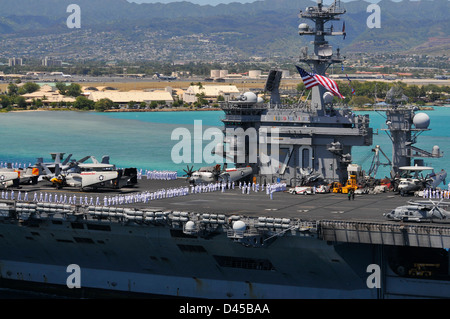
[183,85,240,104]
[88,90,174,106]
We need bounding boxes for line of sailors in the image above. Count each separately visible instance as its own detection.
[0,179,288,207]
[14,186,191,206]
[0,162,32,169]
[239,181,286,199]
[1,189,29,201]
[101,186,191,206]
[140,169,178,180]
[422,188,450,199]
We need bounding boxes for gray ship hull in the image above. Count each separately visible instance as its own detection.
[0,220,373,298]
[0,215,449,299]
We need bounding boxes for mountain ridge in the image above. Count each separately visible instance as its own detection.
[0,0,448,59]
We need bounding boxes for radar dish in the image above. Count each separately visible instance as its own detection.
[317,45,332,57]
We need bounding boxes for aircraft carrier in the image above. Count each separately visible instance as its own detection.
[0,0,450,300]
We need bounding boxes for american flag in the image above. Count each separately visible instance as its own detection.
[346,74,356,95]
[296,66,345,99]
[296,65,319,89]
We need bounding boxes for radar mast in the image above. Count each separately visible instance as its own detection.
[298,0,346,114]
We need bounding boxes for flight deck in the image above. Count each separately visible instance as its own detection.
[4,177,448,224]
[3,177,450,250]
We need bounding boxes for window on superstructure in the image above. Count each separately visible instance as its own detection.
[302,148,310,169]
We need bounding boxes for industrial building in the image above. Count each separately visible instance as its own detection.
[21,84,76,105]
[87,90,174,107]
[183,85,240,104]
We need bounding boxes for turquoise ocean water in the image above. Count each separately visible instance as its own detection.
[0,108,448,179]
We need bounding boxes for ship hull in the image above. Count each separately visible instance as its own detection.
[2,218,449,299]
[0,220,380,299]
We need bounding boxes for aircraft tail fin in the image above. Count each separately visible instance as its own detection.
[39,163,53,176]
[55,164,61,176]
[101,155,110,164]
[77,156,90,163]
[62,154,72,165]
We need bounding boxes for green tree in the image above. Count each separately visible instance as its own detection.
[196,92,207,106]
[0,95,11,108]
[94,98,114,112]
[349,96,373,107]
[128,100,137,109]
[419,86,427,98]
[7,83,18,96]
[66,83,82,97]
[17,87,27,95]
[73,96,94,110]
[56,82,67,95]
[32,98,43,108]
[404,84,420,102]
[14,96,26,108]
[22,82,40,94]
[296,83,305,92]
[172,98,182,107]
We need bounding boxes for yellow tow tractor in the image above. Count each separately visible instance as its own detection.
[330,182,343,193]
[341,175,358,194]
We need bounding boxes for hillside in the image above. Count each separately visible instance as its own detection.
[0,0,448,59]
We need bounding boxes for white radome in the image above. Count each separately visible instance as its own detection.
[242,91,258,103]
[413,112,430,129]
[185,221,196,231]
[298,23,309,31]
[232,220,246,231]
[323,92,334,104]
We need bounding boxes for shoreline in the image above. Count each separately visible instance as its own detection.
[6,107,223,113]
[6,106,441,114]
[352,106,436,111]
[104,107,222,112]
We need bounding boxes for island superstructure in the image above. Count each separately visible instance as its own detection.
[219,0,371,186]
